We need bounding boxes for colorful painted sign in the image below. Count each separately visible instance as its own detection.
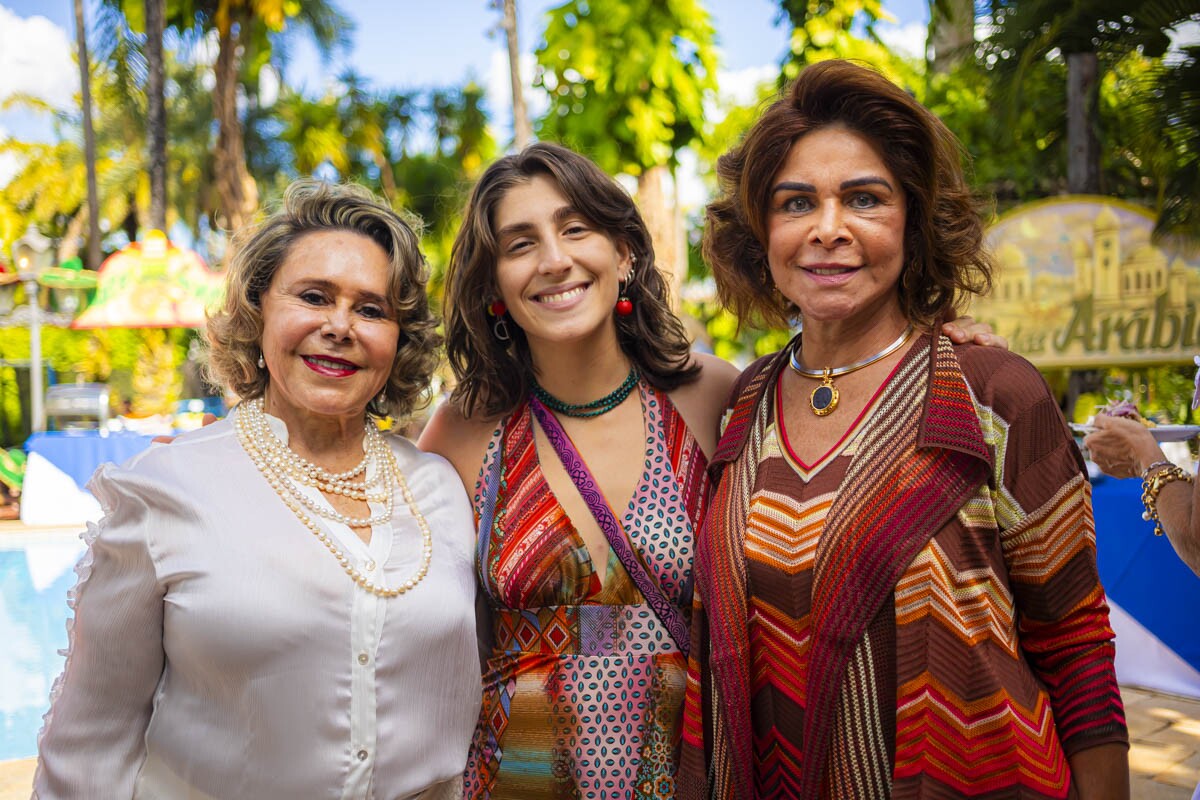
[965,196,1200,368]
[72,231,224,329]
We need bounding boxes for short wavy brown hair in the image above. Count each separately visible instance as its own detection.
[705,59,993,330]
[206,180,439,420]
[444,142,699,418]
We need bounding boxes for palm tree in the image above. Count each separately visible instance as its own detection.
[145,0,167,232]
[1153,43,1200,239]
[983,0,1180,194]
[495,0,532,148]
[169,0,352,233]
[1,42,219,257]
[928,0,975,73]
[73,0,102,269]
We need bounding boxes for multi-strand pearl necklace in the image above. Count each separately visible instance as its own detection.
[238,397,394,527]
[236,397,432,598]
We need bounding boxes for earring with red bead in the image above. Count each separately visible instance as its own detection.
[487,299,511,341]
[615,256,636,317]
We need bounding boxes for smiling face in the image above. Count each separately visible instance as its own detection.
[491,174,632,352]
[259,229,399,431]
[766,124,908,333]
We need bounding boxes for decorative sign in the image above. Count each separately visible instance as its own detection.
[966,196,1200,368]
[72,231,224,329]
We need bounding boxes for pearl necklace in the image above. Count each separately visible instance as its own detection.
[236,399,432,598]
[238,398,394,526]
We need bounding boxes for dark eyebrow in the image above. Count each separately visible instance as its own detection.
[495,221,533,242]
[841,176,894,192]
[553,205,585,224]
[295,279,390,309]
[772,181,814,195]
[771,176,896,195]
[495,205,586,241]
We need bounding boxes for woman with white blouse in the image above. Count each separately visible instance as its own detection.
[33,180,480,799]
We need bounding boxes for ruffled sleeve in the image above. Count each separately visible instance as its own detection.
[33,463,166,799]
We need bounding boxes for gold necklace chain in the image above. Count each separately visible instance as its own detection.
[788,325,915,416]
[236,401,433,598]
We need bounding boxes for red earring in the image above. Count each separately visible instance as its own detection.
[488,299,512,341]
[615,259,636,317]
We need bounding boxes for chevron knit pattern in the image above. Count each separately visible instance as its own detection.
[680,335,1127,800]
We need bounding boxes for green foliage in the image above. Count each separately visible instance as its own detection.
[691,79,781,185]
[980,0,1200,234]
[922,29,1197,230]
[255,75,494,291]
[982,0,1174,62]
[1119,43,1200,242]
[534,0,718,175]
[681,297,795,366]
[0,35,220,255]
[1074,365,1198,425]
[776,0,917,82]
[0,326,195,445]
[922,55,1071,208]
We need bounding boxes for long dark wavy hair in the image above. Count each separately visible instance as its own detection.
[705,59,993,330]
[444,142,699,419]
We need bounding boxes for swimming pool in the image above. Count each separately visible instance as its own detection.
[0,529,87,761]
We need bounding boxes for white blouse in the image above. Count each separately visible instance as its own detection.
[34,412,481,800]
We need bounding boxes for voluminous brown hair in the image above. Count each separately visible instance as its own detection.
[705,59,993,330]
[206,180,439,420]
[444,142,699,419]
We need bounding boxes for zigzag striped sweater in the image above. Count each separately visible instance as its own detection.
[680,333,1128,799]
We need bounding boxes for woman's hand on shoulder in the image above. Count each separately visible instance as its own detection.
[942,315,1008,349]
[418,401,497,492]
[669,352,742,459]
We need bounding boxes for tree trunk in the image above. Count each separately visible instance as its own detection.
[145,0,167,232]
[371,151,398,204]
[501,0,532,149]
[637,165,683,309]
[213,10,259,234]
[928,0,974,74]
[57,208,87,262]
[73,0,101,269]
[1066,50,1101,194]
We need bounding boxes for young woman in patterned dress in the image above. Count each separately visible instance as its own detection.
[420,142,739,798]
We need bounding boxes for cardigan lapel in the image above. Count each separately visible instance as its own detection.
[696,340,794,798]
[797,333,992,798]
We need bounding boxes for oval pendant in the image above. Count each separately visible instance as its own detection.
[810,384,838,416]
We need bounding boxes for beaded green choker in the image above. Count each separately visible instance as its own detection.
[532,368,638,418]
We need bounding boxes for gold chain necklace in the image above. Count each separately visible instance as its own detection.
[236,400,432,598]
[789,325,914,416]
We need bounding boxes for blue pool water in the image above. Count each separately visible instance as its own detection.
[0,530,87,761]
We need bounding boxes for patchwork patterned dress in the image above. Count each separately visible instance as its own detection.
[464,382,709,800]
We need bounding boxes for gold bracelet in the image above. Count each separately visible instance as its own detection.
[1140,462,1194,537]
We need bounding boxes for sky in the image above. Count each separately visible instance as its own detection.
[0,0,930,144]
